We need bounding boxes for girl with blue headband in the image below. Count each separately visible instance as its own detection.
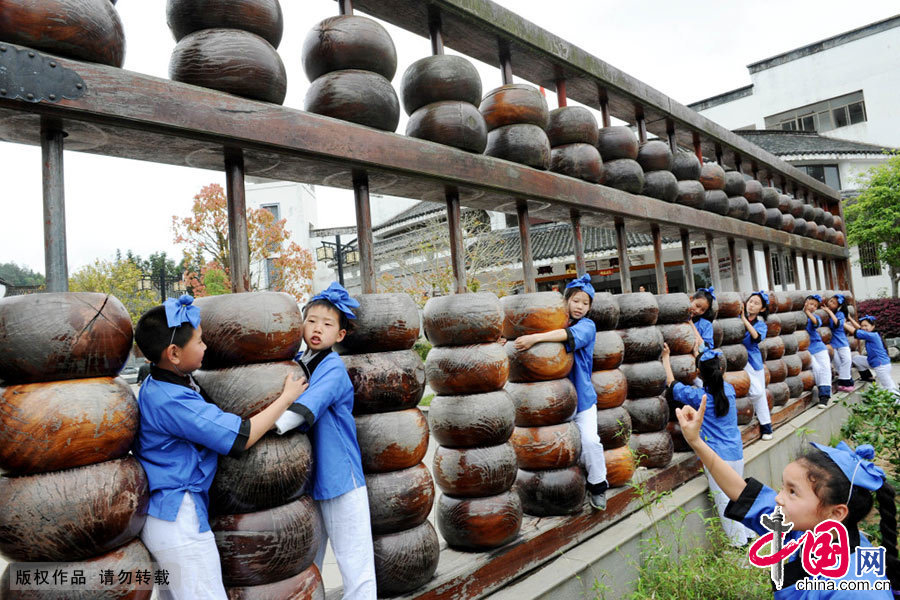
[804,295,832,409]
[677,398,898,597]
[846,315,900,401]
[742,291,773,440]
[514,274,609,510]
[824,294,853,392]
[690,287,717,353]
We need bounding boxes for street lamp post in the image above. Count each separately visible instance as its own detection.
[316,234,360,286]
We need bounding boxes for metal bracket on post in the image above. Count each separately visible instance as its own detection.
[0,44,86,103]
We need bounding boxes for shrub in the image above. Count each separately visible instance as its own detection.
[414,339,432,362]
[856,298,900,338]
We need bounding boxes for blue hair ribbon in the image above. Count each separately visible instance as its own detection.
[699,348,722,363]
[310,281,360,321]
[810,441,886,499]
[565,274,595,301]
[163,294,201,329]
[860,315,876,324]
[808,294,823,303]
[752,290,769,306]
[698,286,716,301]
[833,293,845,305]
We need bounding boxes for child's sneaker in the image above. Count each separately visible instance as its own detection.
[589,491,607,511]
[858,370,875,382]
[837,385,854,393]
[759,423,773,441]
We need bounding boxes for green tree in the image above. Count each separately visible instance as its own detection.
[69,256,157,325]
[846,152,900,297]
[0,262,45,287]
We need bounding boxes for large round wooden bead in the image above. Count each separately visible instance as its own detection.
[777,194,792,214]
[425,343,508,395]
[824,227,838,244]
[0,377,136,475]
[302,15,397,81]
[655,293,692,325]
[796,332,811,352]
[834,231,845,246]
[727,196,750,220]
[800,370,815,391]
[766,314,783,337]
[718,318,746,345]
[588,292,620,330]
[788,292,807,311]
[516,466,585,516]
[597,126,638,161]
[629,431,674,469]
[366,464,434,535]
[765,358,787,383]
[0,0,125,67]
[624,395,668,433]
[767,381,790,407]
[670,354,699,385]
[725,369,751,398]
[781,332,799,354]
[617,292,659,328]
[785,375,803,399]
[782,354,802,378]
[747,202,766,225]
[423,292,501,346]
[723,171,746,197]
[510,422,581,470]
[592,369,627,409]
[605,445,636,487]
[637,141,673,172]
[437,491,522,550]
[813,207,827,226]
[761,187,780,209]
[789,198,805,219]
[667,420,689,452]
[597,405,631,449]
[818,327,832,345]
[592,330,625,371]
[226,564,324,600]
[642,170,679,202]
[704,190,729,215]
[433,443,517,497]
[211,429,312,515]
[506,341,572,383]
[713,320,724,347]
[167,0,283,46]
[832,215,843,231]
[338,293,419,353]
[802,203,816,221]
[618,326,664,363]
[700,164,726,191]
[305,69,400,132]
[507,379,576,427]
[401,54,482,115]
[485,124,551,169]
[763,336,785,360]
[480,84,549,131]
[170,29,286,104]
[194,361,304,418]
[547,106,599,147]
[672,151,701,181]
[500,292,567,340]
[342,350,424,414]
[744,179,763,203]
[778,314,797,335]
[431,390,515,446]
[406,101,487,153]
[676,180,706,209]
[0,292,132,384]
[722,344,748,371]
[734,396,753,425]
[550,143,604,183]
[620,361,666,399]
[781,214,796,233]
[603,159,644,194]
[355,409,428,473]
[213,495,322,587]
[716,292,743,319]
[0,456,148,561]
[823,211,835,228]
[373,521,439,595]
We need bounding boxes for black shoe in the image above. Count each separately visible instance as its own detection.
[858,370,875,383]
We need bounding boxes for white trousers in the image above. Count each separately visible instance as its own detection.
[574,405,608,485]
[832,346,852,382]
[707,458,755,547]
[810,350,832,388]
[852,355,899,396]
[744,365,771,426]
[315,486,377,600]
[140,493,227,600]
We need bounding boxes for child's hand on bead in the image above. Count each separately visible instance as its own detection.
[281,373,308,399]
[675,394,706,445]
[514,334,538,351]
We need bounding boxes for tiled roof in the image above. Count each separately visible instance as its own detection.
[735,130,894,156]
[373,201,444,232]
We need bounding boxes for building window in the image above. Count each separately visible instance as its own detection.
[771,254,783,286]
[796,164,841,191]
[261,204,280,220]
[765,91,866,133]
[859,242,882,277]
[537,265,553,275]
[783,254,795,285]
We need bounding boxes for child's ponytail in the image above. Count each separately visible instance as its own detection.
[698,352,729,418]
[876,482,900,591]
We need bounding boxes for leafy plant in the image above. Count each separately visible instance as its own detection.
[841,385,900,476]
[414,339,432,363]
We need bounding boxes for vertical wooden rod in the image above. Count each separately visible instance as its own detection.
[802,252,813,290]
[727,238,740,292]
[747,241,759,290]
[733,153,743,175]
[429,18,444,55]
[666,121,676,154]
[446,188,466,294]
[762,244,775,291]
[598,90,611,128]
[814,256,823,290]
[615,219,632,293]
[338,0,352,15]
[517,201,536,293]
[692,132,703,164]
[706,234,721,291]
[652,224,666,293]
[353,171,376,293]
[41,118,69,292]
[636,111,647,144]
[556,78,567,107]
[680,229,694,293]
[224,148,250,293]
[714,144,723,166]
[570,209,586,275]
[499,41,513,85]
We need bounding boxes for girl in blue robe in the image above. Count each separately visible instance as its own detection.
[742,291,772,440]
[804,295,832,408]
[824,294,852,392]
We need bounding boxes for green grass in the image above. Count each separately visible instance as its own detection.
[419,393,434,407]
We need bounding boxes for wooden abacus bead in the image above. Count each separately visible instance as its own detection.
[713,320,725,347]
[699,164,726,191]
[507,379,576,427]
[802,203,816,222]
[781,214,796,233]
[342,350,425,415]
[670,354,699,385]
[747,202,766,225]
[721,343,748,371]
[832,215,843,231]
[620,361,666,399]
[485,124,551,169]
[515,466,586,516]
[760,187,780,209]
[366,464,435,535]
[715,292,742,318]
[616,292,659,328]
[785,375,804,399]
[588,292,620,331]
[0,0,125,67]
[302,15,397,81]
[437,491,522,551]
[423,292,501,346]
[734,396,753,425]
[597,126,638,161]
[592,330,625,371]
[226,564,324,600]
[510,422,581,470]
[765,358,787,383]
[642,170,679,202]
[605,445,636,487]
[743,179,763,203]
[430,390,515,446]
[655,293,691,325]
[406,101,487,153]
[624,395,668,433]
[355,409,429,473]
[781,333,799,355]
[672,151,701,181]
[704,190,729,215]
[790,198,805,218]
[0,456,148,562]
[725,369,751,398]
[194,361,304,419]
[550,143,604,183]
[813,207,827,226]
[592,369,628,409]
[789,292,808,311]
[373,521,440,595]
[629,431,674,469]
[796,350,812,372]
[818,327,833,345]
[800,370,815,391]
[795,331,811,352]
[718,318,746,345]
[767,381,790,407]
[194,292,300,366]
[817,224,828,240]
[779,314,797,335]
[675,180,706,209]
[618,326,664,363]
[764,207,783,230]
[167,0,283,46]
[433,443,518,497]
[834,231,845,246]
[727,196,750,220]
[637,140,674,172]
[597,405,632,448]
[766,387,775,409]
[762,336,786,360]
[777,194,791,214]
[723,172,746,197]
[547,106,599,147]
[667,420,690,451]
[424,343,508,395]
[0,292,132,384]
[823,210,835,228]
[500,291,567,340]
[603,159,644,194]
[213,495,322,587]
[0,377,136,475]
[773,292,793,314]
[338,293,420,354]
[824,227,837,244]
[401,54,482,115]
[211,428,312,516]
[305,69,400,132]
[479,84,549,131]
[765,316,782,340]
[506,341,573,383]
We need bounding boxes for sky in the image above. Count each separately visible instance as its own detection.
[1,1,896,275]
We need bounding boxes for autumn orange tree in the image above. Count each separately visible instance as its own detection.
[173,183,316,302]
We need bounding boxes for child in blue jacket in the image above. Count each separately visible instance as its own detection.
[847,315,899,402]
[803,295,832,408]
[824,293,853,392]
[741,291,773,440]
